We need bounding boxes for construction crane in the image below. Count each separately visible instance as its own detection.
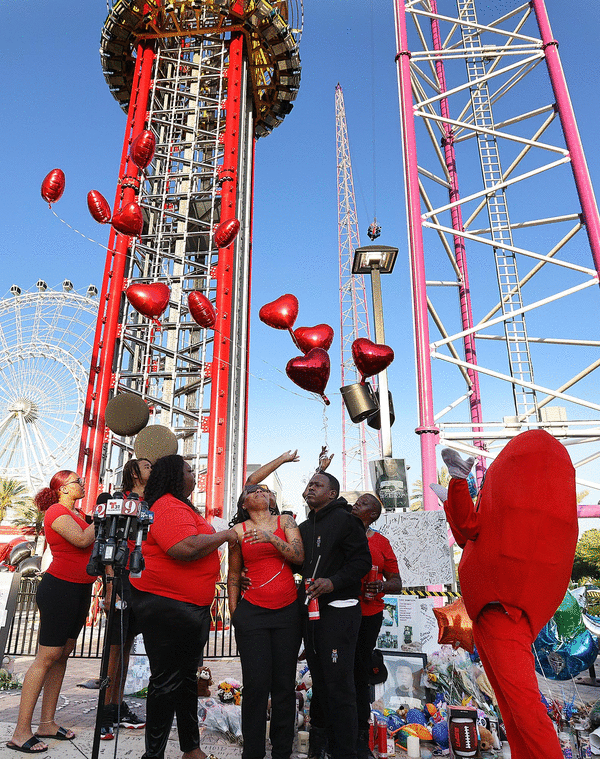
[78,0,302,519]
[394,0,600,508]
[335,83,382,492]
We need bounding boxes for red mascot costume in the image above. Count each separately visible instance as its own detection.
[441,430,577,759]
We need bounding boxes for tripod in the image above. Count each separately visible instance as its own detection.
[86,493,153,759]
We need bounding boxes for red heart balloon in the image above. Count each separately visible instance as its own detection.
[41,168,65,204]
[130,130,156,169]
[126,283,171,319]
[112,202,143,236]
[286,348,331,404]
[188,291,216,328]
[259,294,299,331]
[214,218,240,248]
[351,338,394,380]
[294,324,334,354]
[87,190,111,224]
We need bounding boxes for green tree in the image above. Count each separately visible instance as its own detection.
[0,478,29,523]
[410,466,451,511]
[572,529,600,584]
[11,499,44,549]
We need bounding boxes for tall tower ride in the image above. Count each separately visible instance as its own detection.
[394,0,600,508]
[78,0,302,518]
[335,84,382,491]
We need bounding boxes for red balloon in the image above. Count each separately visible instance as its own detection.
[87,190,111,224]
[286,348,331,404]
[130,130,156,169]
[294,324,334,354]
[188,291,216,328]
[433,597,474,653]
[112,202,143,236]
[351,338,394,381]
[41,169,65,204]
[126,283,171,319]
[214,218,241,248]
[259,294,299,331]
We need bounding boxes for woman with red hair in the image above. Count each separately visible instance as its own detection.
[8,470,96,753]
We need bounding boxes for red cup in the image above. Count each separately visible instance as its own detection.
[364,565,379,601]
[305,578,320,621]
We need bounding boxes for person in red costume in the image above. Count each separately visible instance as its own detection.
[437,430,577,759]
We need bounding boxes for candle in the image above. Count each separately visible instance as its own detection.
[297,730,310,754]
[407,734,420,758]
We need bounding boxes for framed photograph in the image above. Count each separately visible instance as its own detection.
[374,651,428,708]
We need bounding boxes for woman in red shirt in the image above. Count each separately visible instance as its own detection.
[227,484,304,759]
[8,470,96,753]
[130,455,238,759]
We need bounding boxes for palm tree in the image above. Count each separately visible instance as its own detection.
[0,478,29,523]
[11,499,44,549]
[410,466,451,511]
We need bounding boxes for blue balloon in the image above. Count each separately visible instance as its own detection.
[534,622,598,680]
[431,720,449,749]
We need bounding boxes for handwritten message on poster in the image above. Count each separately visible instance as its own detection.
[375,511,453,587]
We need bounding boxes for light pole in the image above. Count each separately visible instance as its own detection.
[352,244,398,459]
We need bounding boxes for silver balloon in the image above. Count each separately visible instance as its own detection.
[18,556,41,577]
[8,542,33,567]
[582,612,600,638]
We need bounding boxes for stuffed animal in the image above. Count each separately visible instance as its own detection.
[197,666,212,698]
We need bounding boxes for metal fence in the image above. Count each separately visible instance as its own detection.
[5,577,238,659]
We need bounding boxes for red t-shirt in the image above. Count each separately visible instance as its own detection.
[360,531,399,616]
[44,503,95,584]
[240,517,297,609]
[130,493,220,606]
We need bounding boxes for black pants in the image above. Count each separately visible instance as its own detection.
[233,598,301,759]
[302,602,362,759]
[353,612,383,732]
[131,587,210,759]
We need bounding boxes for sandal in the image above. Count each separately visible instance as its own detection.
[35,726,75,741]
[7,736,48,753]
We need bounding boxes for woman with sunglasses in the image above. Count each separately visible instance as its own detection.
[228,481,304,759]
[130,454,238,759]
[8,471,96,753]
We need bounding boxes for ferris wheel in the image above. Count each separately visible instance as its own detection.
[0,281,98,494]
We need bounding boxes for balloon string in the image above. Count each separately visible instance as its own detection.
[51,209,113,252]
[48,205,333,406]
[49,208,212,274]
[322,405,329,448]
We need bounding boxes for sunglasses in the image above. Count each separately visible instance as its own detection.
[245,484,272,495]
[67,477,85,486]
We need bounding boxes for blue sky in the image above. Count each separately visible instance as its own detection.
[0,1,598,509]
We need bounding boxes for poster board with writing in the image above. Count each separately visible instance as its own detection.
[374,511,453,587]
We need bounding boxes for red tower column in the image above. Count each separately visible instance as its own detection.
[78,41,155,509]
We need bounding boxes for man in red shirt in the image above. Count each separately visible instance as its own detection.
[351,494,402,759]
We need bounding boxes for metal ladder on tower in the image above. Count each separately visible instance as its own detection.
[457,0,539,424]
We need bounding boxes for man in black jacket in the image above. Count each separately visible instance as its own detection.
[300,472,372,759]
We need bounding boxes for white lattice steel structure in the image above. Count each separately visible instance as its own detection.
[394,0,600,507]
[335,84,382,491]
[0,283,98,493]
[79,0,302,518]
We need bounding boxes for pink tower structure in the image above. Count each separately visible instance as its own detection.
[335,84,382,491]
[393,0,600,509]
[78,0,302,517]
